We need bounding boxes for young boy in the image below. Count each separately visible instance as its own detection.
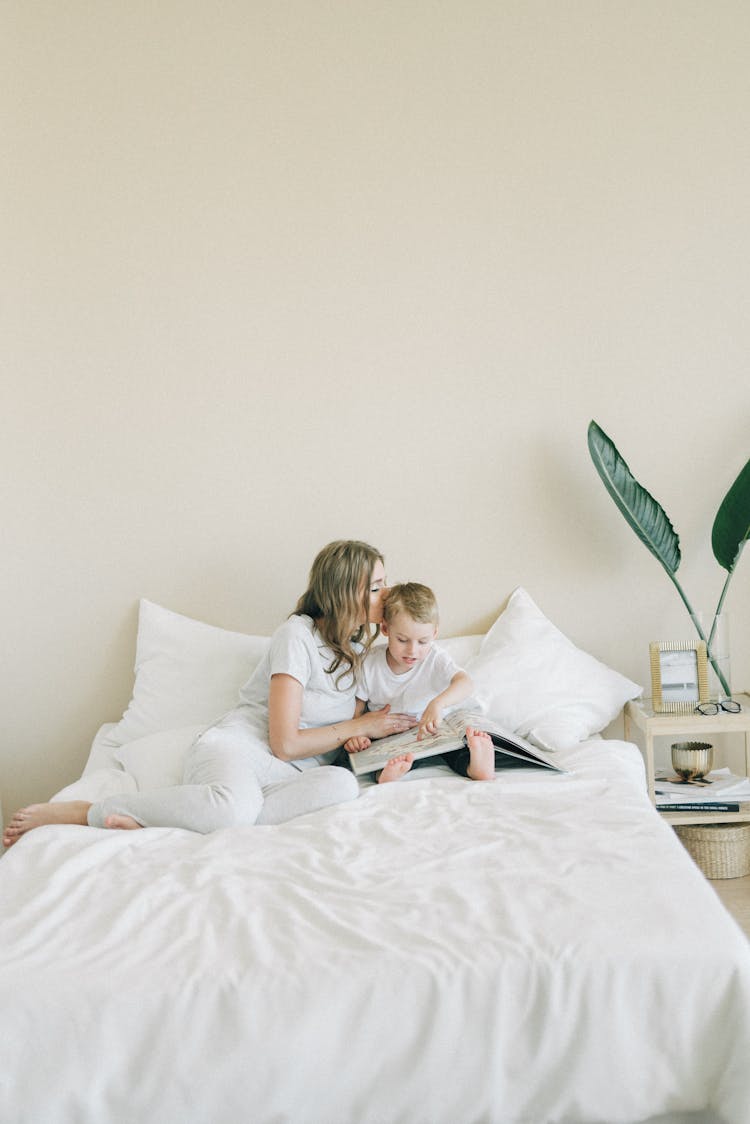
[344,582,497,783]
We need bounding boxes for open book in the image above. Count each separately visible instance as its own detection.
[346,708,565,777]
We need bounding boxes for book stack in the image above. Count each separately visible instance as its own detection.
[655,767,750,812]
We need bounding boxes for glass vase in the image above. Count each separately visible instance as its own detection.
[691,611,731,702]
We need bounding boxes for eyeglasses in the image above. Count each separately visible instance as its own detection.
[694,699,742,716]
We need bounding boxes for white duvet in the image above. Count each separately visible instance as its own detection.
[1,738,749,1124]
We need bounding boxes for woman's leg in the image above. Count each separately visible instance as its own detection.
[3,802,92,847]
[4,719,360,843]
[88,724,276,832]
[256,765,359,825]
[2,728,266,842]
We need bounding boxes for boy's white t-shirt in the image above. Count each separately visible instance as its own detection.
[356,643,460,717]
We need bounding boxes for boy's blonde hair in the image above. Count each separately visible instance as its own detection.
[384,582,439,627]
[294,539,384,679]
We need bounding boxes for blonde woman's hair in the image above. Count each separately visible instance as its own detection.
[294,540,384,680]
[384,582,439,627]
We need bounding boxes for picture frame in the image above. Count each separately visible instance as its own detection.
[649,640,710,714]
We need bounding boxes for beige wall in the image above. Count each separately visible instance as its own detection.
[3,1,750,821]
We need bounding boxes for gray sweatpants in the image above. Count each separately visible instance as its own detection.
[87,711,359,833]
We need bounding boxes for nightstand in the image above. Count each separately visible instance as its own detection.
[624,693,750,825]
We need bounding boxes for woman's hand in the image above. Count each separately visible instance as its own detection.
[417,699,443,740]
[360,704,417,741]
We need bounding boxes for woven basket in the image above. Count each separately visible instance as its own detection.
[674,822,750,880]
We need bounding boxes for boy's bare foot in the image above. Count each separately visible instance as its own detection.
[104,814,143,830]
[465,727,497,781]
[2,801,92,848]
[378,753,415,784]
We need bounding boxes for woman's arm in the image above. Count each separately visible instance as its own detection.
[268,675,417,762]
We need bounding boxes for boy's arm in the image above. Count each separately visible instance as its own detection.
[344,699,372,753]
[418,670,474,739]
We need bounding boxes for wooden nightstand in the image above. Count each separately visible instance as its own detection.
[624,693,750,825]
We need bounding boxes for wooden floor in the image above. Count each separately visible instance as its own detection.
[708,873,750,938]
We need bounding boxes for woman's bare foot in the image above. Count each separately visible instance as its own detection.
[378,753,415,784]
[104,814,143,830]
[2,801,92,848]
[465,727,497,781]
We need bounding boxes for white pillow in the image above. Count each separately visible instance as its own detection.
[51,767,138,803]
[439,634,483,665]
[99,600,270,751]
[115,726,205,790]
[465,587,642,750]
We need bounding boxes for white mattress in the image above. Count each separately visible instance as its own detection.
[1,737,749,1124]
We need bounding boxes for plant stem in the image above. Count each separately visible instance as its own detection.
[711,571,733,647]
[666,572,731,698]
[666,569,700,630]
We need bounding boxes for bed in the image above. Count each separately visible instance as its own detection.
[2,588,749,1124]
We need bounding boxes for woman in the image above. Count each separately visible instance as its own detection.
[3,540,416,844]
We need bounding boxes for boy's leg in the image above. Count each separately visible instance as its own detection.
[441,747,470,776]
[443,728,496,781]
[377,754,415,784]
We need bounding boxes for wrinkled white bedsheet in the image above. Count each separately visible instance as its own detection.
[1,738,749,1124]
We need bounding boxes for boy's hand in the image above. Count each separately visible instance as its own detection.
[417,700,443,740]
[344,736,372,754]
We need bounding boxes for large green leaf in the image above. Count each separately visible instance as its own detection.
[712,457,750,573]
[587,420,681,575]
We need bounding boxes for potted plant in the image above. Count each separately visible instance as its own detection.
[587,420,750,698]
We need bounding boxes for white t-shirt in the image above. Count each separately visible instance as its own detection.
[356,643,460,717]
[238,614,360,768]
